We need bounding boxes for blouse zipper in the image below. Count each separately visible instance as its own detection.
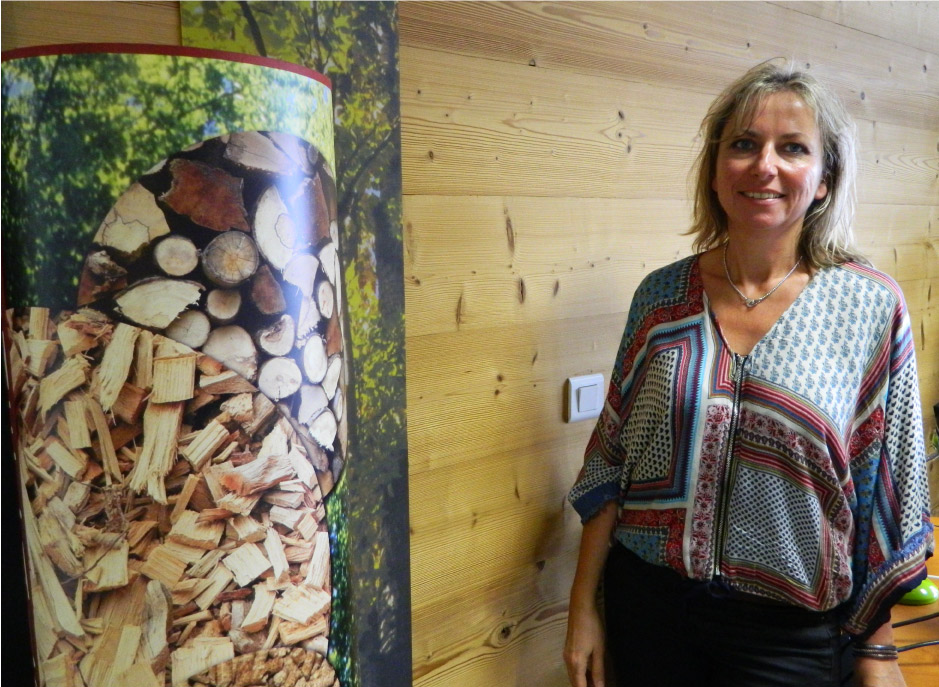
[712,352,747,578]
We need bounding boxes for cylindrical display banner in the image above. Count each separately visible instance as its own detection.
[2,45,349,687]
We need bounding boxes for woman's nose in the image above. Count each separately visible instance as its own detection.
[752,144,779,176]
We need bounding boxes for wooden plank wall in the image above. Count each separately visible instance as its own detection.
[401,3,938,687]
[4,3,938,687]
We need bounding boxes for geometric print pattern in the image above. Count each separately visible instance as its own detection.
[568,256,933,636]
[623,321,705,501]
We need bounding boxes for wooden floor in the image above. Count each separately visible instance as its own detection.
[894,518,939,687]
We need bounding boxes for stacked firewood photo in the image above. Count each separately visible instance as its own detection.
[7,308,338,687]
[76,131,346,496]
[6,131,346,687]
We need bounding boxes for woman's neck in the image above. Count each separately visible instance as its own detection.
[723,229,804,286]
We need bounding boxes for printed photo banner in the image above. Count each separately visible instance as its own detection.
[1,45,364,687]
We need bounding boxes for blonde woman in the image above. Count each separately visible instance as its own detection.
[564,61,932,687]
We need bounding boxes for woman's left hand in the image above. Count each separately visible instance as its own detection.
[852,657,906,687]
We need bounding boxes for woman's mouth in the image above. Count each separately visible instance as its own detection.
[742,191,784,199]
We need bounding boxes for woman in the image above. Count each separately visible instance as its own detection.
[563,61,932,687]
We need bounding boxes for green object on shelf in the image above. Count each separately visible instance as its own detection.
[898,579,939,605]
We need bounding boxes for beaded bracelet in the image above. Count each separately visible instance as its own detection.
[852,643,899,661]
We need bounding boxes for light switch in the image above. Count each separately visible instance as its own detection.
[565,373,604,422]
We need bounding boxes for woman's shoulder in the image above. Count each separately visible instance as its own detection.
[634,254,698,302]
[822,261,907,311]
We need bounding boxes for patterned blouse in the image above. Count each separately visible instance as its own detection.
[568,255,933,635]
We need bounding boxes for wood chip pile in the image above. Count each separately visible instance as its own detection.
[7,307,337,687]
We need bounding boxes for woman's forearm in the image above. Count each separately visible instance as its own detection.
[569,501,618,608]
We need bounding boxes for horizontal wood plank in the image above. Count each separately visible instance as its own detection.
[401,46,939,202]
[407,313,625,473]
[1,1,179,51]
[773,1,939,56]
[400,1,939,131]
[412,558,573,687]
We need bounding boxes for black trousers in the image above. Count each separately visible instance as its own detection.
[603,544,854,687]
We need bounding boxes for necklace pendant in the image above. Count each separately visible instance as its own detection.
[745,298,760,308]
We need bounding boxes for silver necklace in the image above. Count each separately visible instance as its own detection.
[722,243,801,308]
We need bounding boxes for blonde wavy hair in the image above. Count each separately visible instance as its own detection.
[688,60,866,267]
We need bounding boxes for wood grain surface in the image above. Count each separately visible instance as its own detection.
[3,3,937,687]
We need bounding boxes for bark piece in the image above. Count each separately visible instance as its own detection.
[203,231,260,288]
[161,158,250,233]
[256,357,302,401]
[206,289,242,324]
[250,265,286,315]
[154,235,200,276]
[78,250,129,305]
[94,182,171,259]
[202,326,258,382]
[293,174,332,247]
[165,310,211,350]
[115,278,204,329]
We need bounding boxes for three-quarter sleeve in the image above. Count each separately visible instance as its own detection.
[567,279,651,523]
[844,296,934,636]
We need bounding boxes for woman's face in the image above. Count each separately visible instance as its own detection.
[712,91,828,240]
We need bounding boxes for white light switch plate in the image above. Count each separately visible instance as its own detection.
[565,373,604,423]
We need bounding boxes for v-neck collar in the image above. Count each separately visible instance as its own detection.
[691,254,831,358]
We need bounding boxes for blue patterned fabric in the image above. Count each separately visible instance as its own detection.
[568,255,933,635]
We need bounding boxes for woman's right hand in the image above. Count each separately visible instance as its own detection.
[563,600,606,687]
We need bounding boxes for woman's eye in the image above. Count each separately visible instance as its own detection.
[783,142,809,154]
[730,139,754,151]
